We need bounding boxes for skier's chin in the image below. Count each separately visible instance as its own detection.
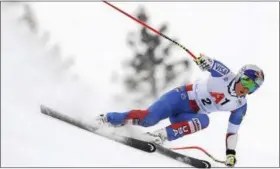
[237,91,247,97]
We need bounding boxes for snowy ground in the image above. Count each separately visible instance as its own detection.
[1,2,279,168]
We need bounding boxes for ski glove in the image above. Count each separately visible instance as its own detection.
[195,54,213,71]
[225,149,237,167]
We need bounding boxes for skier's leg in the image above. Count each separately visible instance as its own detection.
[143,112,209,144]
[106,88,181,127]
[137,98,172,127]
[106,109,152,126]
[105,111,130,126]
[165,113,210,141]
[135,84,208,144]
[106,99,172,127]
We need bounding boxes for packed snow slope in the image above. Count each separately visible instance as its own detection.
[2,2,279,168]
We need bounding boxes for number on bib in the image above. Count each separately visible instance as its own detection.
[221,98,230,105]
[201,98,212,106]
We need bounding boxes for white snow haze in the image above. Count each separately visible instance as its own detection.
[1,2,279,168]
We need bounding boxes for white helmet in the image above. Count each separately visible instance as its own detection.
[235,64,264,94]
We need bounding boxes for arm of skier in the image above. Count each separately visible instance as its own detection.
[195,54,231,77]
[225,103,247,167]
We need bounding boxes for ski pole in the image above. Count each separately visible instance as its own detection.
[103,1,197,60]
[170,146,226,164]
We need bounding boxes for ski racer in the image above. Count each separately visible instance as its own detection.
[94,54,264,167]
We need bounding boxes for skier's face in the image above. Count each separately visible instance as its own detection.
[235,81,249,96]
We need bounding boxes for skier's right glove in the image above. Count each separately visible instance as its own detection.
[195,54,213,71]
[225,149,237,167]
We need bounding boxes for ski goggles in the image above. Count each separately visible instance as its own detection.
[240,75,259,93]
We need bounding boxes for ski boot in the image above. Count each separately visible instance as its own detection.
[143,128,168,145]
[92,114,124,129]
[92,114,109,129]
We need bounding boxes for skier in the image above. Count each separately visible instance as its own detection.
[94,54,264,167]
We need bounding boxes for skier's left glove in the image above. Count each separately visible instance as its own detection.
[195,53,213,71]
[225,149,237,167]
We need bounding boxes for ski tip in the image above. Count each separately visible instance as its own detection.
[40,104,52,115]
[40,104,44,109]
[40,104,48,109]
[40,104,47,110]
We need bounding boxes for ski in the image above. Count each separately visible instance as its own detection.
[40,105,156,153]
[40,105,211,168]
[155,143,211,168]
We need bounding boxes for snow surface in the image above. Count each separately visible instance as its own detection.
[1,2,279,168]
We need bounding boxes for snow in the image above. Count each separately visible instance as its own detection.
[1,2,279,168]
